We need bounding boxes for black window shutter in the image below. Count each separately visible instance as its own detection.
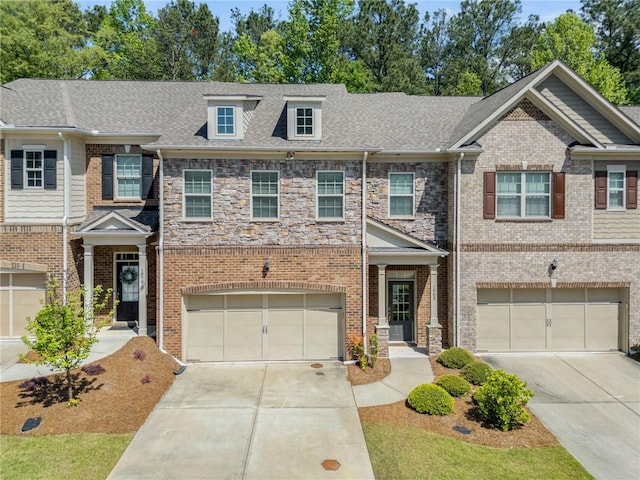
[43,150,57,189]
[627,171,638,209]
[141,154,154,200]
[11,150,24,189]
[551,172,565,219]
[102,155,114,200]
[594,171,607,209]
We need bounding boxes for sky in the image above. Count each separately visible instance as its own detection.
[77,0,583,31]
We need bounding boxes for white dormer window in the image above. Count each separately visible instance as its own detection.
[204,95,261,140]
[285,96,324,141]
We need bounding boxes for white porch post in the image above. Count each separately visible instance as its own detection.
[377,264,387,326]
[83,244,94,322]
[137,244,148,336]
[429,264,442,327]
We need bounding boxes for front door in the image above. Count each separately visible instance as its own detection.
[116,255,139,322]
[389,281,414,342]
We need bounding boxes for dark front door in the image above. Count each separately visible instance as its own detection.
[116,261,139,322]
[389,281,414,342]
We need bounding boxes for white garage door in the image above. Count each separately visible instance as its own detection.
[185,293,343,362]
[0,273,47,337]
[477,288,623,352]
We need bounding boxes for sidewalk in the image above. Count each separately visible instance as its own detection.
[352,346,434,407]
[0,327,136,383]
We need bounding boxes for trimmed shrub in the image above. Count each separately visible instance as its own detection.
[81,364,106,376]
[473,370,534,431]
[461,361,493,385]
[437,347,475,369]
[408,384,454,415]
[435,374,471,397]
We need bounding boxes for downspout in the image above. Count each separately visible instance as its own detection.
[156,149,165,353]
[361,151,369,355]
[58,132,70,303]
[455,152,464,347]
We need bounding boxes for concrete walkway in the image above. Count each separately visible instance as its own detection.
[352,346,434,407]
[109,362,374,480]
[0,327,136,382]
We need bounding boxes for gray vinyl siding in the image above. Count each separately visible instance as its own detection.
[536,75,631,145]
[70,138,86,222]
[4,137,64,221]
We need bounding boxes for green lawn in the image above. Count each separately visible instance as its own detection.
[362,422,593,480]
[1,433,133,480]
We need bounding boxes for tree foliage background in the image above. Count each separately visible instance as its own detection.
[1,0,637,103]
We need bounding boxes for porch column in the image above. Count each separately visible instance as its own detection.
[377,265,387,326]
[137,244,148,336]
[429,264,442,327]
[427,263,443,355]
[83,244,94,323]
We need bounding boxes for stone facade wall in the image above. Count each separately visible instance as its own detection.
[367,161,449,242]
[163,245,361,361]
[86,144,160,213]
[163,158,362,245]
[0,139,4,224]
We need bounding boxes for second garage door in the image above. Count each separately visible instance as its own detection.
[1,273,47,338]
[477,288,624,352]
[185,293,343,362]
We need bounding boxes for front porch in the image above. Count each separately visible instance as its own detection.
[366,218,448,356]
[76,207,158,335]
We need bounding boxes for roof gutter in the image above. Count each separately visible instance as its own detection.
[140,144,383,153]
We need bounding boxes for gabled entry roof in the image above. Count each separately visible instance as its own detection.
[77,208,158,246]
[367,218,448,265]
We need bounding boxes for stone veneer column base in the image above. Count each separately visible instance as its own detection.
[375,324,390,358]
[427,325,443,355]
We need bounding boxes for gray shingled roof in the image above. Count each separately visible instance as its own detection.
[2,70,638,152]
[620,106,640,125]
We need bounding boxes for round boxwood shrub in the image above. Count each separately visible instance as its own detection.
[435,374,471,397]
[407,384,454,415]
[461,361,493,386]
[437,347,475,369]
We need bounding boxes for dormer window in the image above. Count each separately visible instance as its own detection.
[285,96,324,141]
[204,95,261,141]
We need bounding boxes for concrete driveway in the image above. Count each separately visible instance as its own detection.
[108,362,374,480]
[481,353,640,480]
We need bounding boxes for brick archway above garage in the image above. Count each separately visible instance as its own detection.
[181,281,347,295]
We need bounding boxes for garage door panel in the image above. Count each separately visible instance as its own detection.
[511,305,546,350]
[1,273,46,338]
[551,304,585,351]
[225,310,263,361]
[267,310,304,360]
[187,311,224,362]
[1,291,10,336]
[305,309,340,359]
[477,305,510,351]
[586,304,619,350]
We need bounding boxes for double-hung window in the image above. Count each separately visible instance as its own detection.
[607,166,625,210]
[296,108,314,136]
[184,170,212,219]
[216,106,235,135]
[497,172,550,217]
[389,173,414,217]
[116,154,142,199]
[317,171,344,219]
[24,150,44,188]
[251,171,279,219]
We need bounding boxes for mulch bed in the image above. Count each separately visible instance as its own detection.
[1,337,177,436]
[346,359,391,385]
[352,354,559,448]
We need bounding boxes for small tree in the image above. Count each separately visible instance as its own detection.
[21,277,113,405]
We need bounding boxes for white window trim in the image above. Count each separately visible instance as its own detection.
[250,170,280,221]
[24,149,44,189]
[388,172,415,218]
[285,99,323,141]
[207,101,244,140]
[114,154,143,200]
[183,169,213,220]
[496,171,551,218]
[606,164,626,211]
[316,170,345,220]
